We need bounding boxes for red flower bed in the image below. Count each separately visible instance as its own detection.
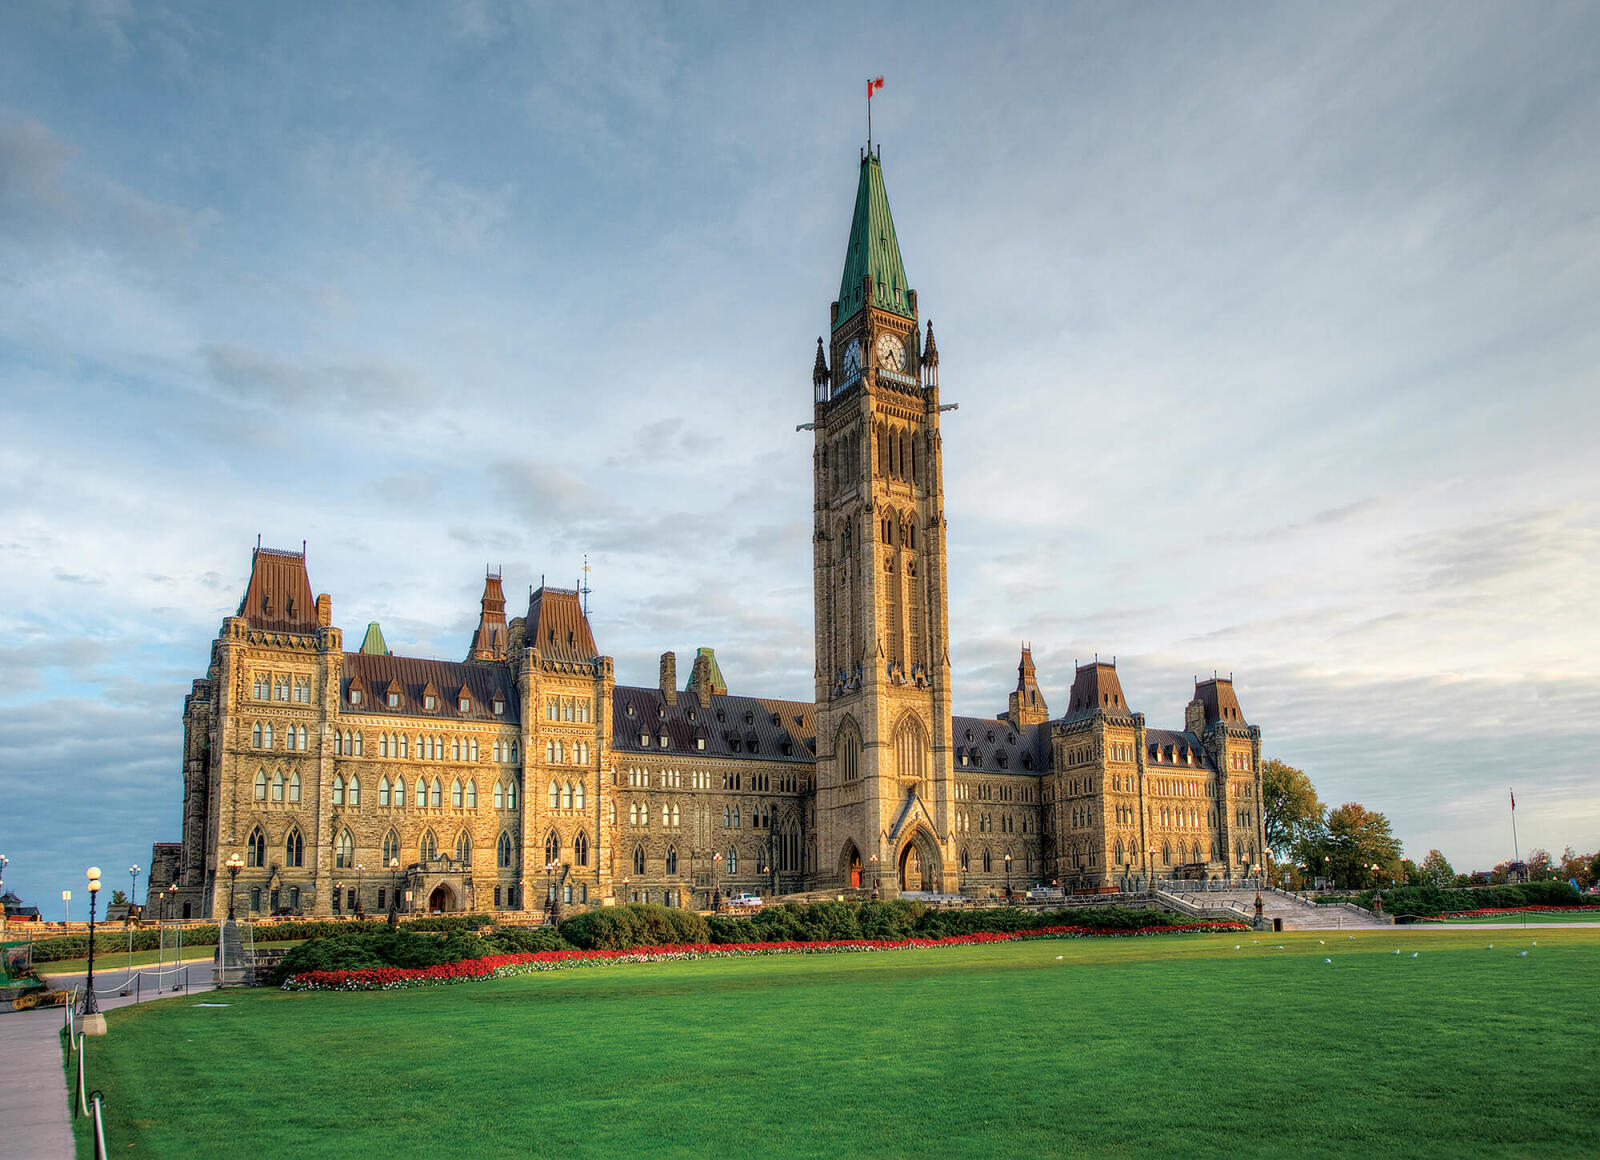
[1436,904,1600,919]
[282,921,1249,992]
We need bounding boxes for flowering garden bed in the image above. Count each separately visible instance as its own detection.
[282,921,1249,992]
[1431,905,1600,920]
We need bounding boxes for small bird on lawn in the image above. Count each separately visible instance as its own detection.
[1531,941,1537,946]
[1056,955,1063,960]
[1393,949,1400,955]
[1487,944,1493,950]
[1411,952,1418,959]
[1234,945,1241,950]
[1325,958,1332,964]
[1276,945,1284,950]
[1318,940,1325,944]
[1518,950,1528,957]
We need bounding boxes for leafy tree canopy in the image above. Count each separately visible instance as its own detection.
[1261,759,1324,859]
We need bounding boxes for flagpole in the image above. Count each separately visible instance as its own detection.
[1510,788,1520,864]
[867,77,872,151]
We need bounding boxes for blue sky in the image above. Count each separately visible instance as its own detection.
[3,1,1597,911]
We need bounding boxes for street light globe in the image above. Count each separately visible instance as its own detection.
[389,858,399,870]
[87,866,102,881]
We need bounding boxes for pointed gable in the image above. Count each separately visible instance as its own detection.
[835,152,914,331]
[238,545,318,633]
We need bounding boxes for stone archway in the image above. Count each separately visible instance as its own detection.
[838,841,863,889]
[428,883,455,914]
[897,828,943,893]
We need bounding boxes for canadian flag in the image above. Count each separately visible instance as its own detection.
[868,76,885,98]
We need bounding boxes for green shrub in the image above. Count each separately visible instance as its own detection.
[268,929,490,985]
[558,905,708,950]
[483,926,574,954]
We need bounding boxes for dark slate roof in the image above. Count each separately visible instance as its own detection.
[612,687,816,764]
[1144,728,1215,771]
[952,716,1052,777]
[1195,677,1247,727]
[526,586,598,663]
[238,546,319,633]
[835,152,914,331]
[341,653,520,724]
[1060,661,1133,720]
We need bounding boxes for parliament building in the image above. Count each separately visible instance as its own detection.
[147,149,1266,920]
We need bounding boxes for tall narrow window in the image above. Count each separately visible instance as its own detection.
[285,827,304,867]
[632,845,646,875]
[546,831,561,865]
[574,781,585,811]
[506,780,517,810]
[420,829,437,861]
[493,782,505,809]
[289,771,301,803]
[430,779,442,808]
[335,828,354,868]
[466,780,477,808]
[383,829,400,865]
[379,776,391,807]
[562,782,573,810]
[331,774,345,806]
[246,826,265,867]
[497,831,513,868]
[254,769,268,800]
[456,832,472,864]
[272,771,284,802]
[574,830,589,867]
[393,776,405,808]
[549,781,560,810]
[452,779,464,808]
[347,775,360,807]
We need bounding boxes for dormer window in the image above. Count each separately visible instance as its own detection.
[659,733,669,748]
[657,706,666,720]
[424,694,437,710]
[696,737,706,751]
[492,698,505,716]
[639,732,649,746]
[743,710,754,725]
[459,697,471,713]
[351,688,363,706]
[960,752,968,766]
[387,691,400,708]
[626,704,636,717]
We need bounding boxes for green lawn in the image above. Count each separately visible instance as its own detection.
[70,930,1600,1159]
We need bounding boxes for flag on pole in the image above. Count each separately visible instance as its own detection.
[1510,789,1516,809]
[868,76,885,98]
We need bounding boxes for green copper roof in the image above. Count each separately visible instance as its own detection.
[359,621,390,656]
[688,647,728,696]
[835,153,914,331]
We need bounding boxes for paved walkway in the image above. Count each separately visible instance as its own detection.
[0,963,214,1160]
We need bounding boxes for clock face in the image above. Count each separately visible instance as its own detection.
[842,339,861,377]
[875,332,904,371]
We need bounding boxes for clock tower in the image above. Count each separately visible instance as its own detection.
[810,146,957,894]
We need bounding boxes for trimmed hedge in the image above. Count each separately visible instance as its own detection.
[558,904,709,950]
[1322,880,1598,918]
[26,914,494,963]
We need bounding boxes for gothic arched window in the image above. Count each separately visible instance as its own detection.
[574,830,589,867]
[285,827,304,868]
[497,832,514,868]
[335,828,354,868]
[246,826,265,868]
[632,845,646,875]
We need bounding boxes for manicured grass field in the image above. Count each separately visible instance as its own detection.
[71,929,1600,1159]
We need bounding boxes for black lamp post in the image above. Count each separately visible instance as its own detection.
[224,854,243,921]
[870,853,880,899]
[711,852,722,912]
[355,863,366,919]
[546,858,561,922]
[83,867,102,1015]
[166,882,176,921]
[1004,853,1013,900]
[333,880,342,916]
[387,857,400,928]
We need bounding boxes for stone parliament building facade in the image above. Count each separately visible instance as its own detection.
[147,150,1267,920]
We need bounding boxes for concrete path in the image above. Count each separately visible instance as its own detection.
[0,963,215,1160]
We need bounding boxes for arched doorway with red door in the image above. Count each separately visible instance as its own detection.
[428,883,455,914]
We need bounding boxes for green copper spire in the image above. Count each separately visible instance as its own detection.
[835,153,914,331]
[359,621,390,656]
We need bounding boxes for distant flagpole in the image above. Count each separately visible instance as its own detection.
[866,76,884,151]
[1510,788,1520,863]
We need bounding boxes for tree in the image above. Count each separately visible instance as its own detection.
[1557,846,1598,889]
[1526,848,1554,880]
[1313,802,1404,889]
[111,890,128,906]
[1415,849,1455,890]
[1261,759,1325,861]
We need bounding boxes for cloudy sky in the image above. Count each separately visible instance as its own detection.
[3,1,1596,910]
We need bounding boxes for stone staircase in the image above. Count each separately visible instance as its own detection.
[1163,888,1391,930]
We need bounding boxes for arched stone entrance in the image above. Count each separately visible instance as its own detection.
[898,828,942,893]
[838,841,863,889]
[428,883,455,914]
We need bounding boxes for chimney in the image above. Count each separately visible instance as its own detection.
[659,652,677,706]
[315,593,332,628]
[1185,697,1206,736]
